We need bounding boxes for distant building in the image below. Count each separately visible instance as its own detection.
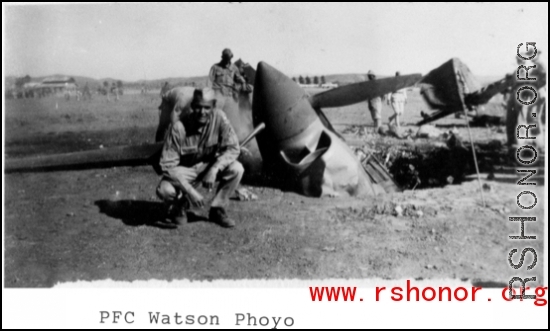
[21,82,42,98]
[24,76,79,98]
[40,76,78,93]
[22,82,41,90]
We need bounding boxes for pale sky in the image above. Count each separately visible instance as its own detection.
[3,2,548,81]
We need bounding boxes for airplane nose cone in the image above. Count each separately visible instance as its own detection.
[253,61,318,142]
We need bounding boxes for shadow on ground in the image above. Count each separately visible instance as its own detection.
[95,200,164,227]
[95,199,212,228]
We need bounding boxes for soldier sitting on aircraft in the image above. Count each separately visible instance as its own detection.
[155,87,244,229]
[207,48,248,108]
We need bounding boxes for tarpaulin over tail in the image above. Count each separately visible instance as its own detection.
[419,58,481,113]
[465,75,514,106]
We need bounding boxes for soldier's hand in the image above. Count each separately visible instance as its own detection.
[236,75,246,84]
[202,167,218,190]
[187,188,205,208]
[240,147,251,157]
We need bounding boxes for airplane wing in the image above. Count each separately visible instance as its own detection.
[308,73,422,109]
[5,125,263,174]
[5,143,163,173]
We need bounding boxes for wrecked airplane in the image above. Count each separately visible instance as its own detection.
[6,61,422,199]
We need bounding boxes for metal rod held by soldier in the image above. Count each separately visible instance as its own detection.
[239,122,266,148]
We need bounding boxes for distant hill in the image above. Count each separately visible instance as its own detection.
[5,73,507,90]
[325,74,368,85]
[4,74,209,90]
[131,76,210,90]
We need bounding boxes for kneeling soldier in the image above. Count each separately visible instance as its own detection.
[155,87,244,228]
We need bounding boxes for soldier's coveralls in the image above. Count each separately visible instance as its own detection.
[207,62,250,109]
[156,109,244,208]
[390,88,407,116]
[368,96,383,125]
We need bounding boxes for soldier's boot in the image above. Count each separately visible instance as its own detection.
[151,203,178,229]
[167,199,188,226]
[373,119,381,131]
[153,200,187,229]
[209,207,236,228]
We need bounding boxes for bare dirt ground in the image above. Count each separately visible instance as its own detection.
[3,90,546,287]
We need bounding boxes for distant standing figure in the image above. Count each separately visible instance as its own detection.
[506,53,547,151]
[105,85,111,102]
[500,85,511,108]
[234,61,253,97]
[82,83,92,100]
[111,82,119,101]
[366,70,382,130]
[388,71,407,128]
[160,82,171,98]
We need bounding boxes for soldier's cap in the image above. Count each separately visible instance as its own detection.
[222,48,233,58]
[192,87,216,107]
[367,70,375,75]
[395,71,401,76]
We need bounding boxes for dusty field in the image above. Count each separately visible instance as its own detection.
[3,90,546,287]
